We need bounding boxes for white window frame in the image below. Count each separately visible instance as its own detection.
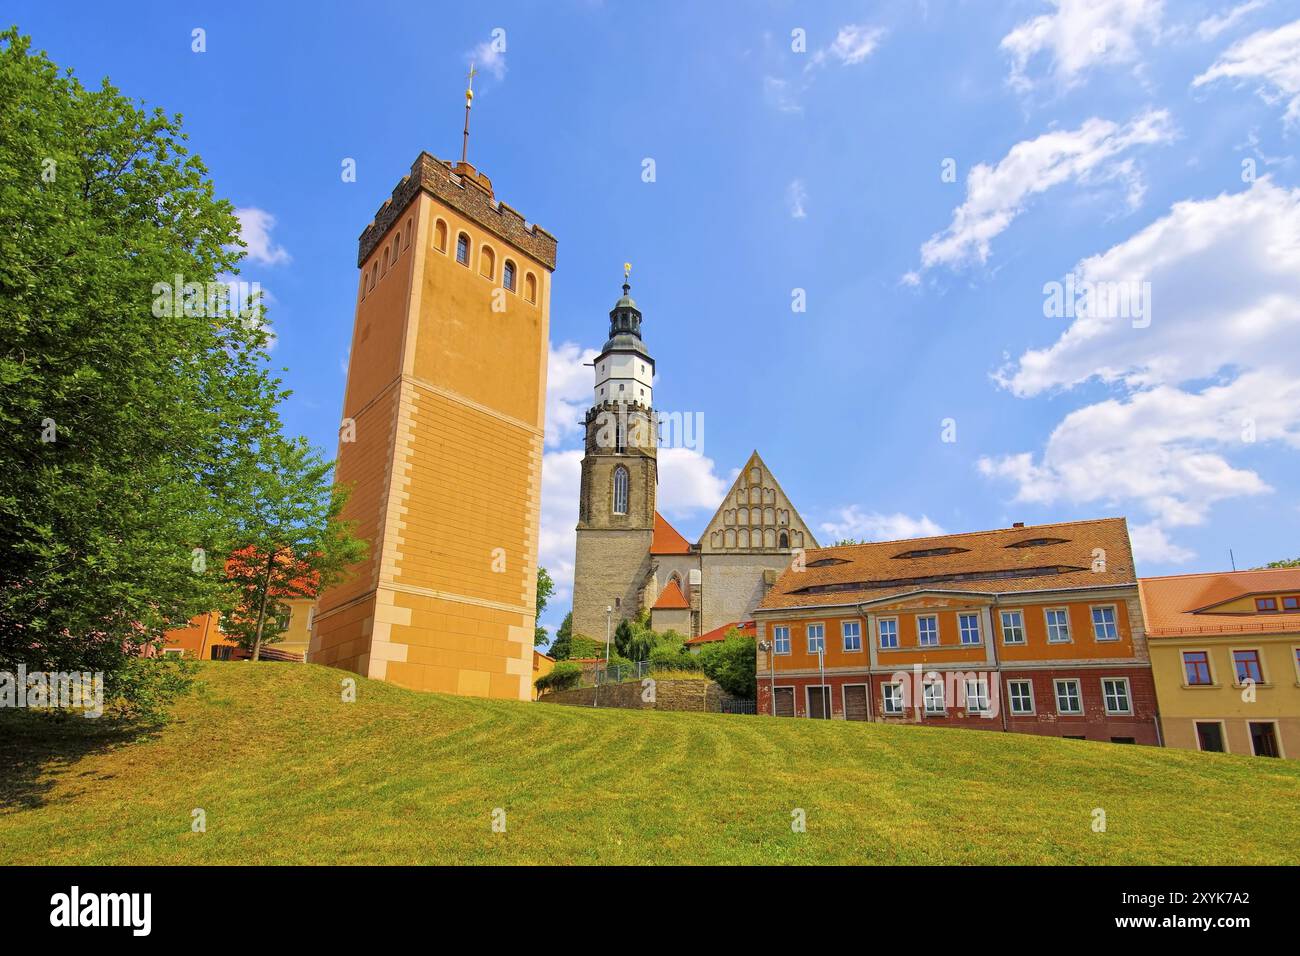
[1090,604,1120,642]
[958,612,982,646]
[1045,607,1072,644]
[612,466,629,515]
[806,622,825,655]
[1000,609,1026,645]
[772,625,791,656]
[917,614,939,647]
[881,682,904,715]
[841,619,862,653]
[923,680,945,715]
[162,647,185,658]
[1101,677,1132,715]
[877,617,899,650]
[964,677,991,714]
[1007,678,1035,715]
[1054,678,1083,715]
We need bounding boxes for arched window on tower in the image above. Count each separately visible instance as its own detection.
[503,259,517,292]
[612,466,629,515]
[456,232,470,266]
[524,272,537,303]
[434,220,448,253]
[779,531,789,549]
[480,244,496,280]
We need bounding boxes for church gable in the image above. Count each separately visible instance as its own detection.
[697,451,818,554]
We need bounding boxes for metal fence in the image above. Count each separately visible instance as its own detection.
[721,699,756,715]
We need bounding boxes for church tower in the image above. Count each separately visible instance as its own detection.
[571,270,658,644]
[310,78,557,699]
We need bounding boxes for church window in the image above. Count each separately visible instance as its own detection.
[404,218,412,248]
[392,235,400,259]
[503,259,517,292]
[433,219,448,253]
[612,467,629,515]
[524,272,537,303]
[480,244,496,279]
[382,248,389,271]
[779,531,789,549]
[456,233,470,265]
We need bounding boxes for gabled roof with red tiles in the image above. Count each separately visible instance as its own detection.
[652,578,690,609]
[1139,568,1300,637]
[757,517,1136,611]
[685,620,755,646]
[651,512,693,555]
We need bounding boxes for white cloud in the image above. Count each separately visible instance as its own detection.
[917,110,1174,272]
[544,341,598,448]
[814,24,887,67]
[658,447,730,518]
[1193,18,1300,127]
[1197,0,1269,41]
[819,506,946,543]
[786,178,808,218]
[1129,522,1196,564]
[469,39,506,81]
[1001,0,1164,90]
[763,75,804,113]
[539,449,583,609]
[234,207,290,266]
[981,177,1300,557]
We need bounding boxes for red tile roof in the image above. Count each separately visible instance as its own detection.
[651,512,693,554]
[653,578,690,609]
[685,620,754,646]
[757,517,1136,611]
[1139,568,1300,637]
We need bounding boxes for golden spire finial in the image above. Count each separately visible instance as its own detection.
[624,261,632,281]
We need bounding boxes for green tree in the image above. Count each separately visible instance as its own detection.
[548,612,573,659]
[699,631,758,698]
[832,538,865,547]
[1256,558,1300,569]
[0,29,285,715]
[220,436,366,661]
[534,566,555,645]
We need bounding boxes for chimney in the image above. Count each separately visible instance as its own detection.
[1012,522,1025,528]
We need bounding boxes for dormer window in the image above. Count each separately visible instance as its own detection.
[893,546,969,560]
[1284,596,1299,611]
[807,558,849,568]
[1006,537,1070,549]
[1256,597,1279,613]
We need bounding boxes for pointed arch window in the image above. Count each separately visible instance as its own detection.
[612,466,630,515]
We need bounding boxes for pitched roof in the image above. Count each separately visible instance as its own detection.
[1139,568,1300,637]
[651,512,693,555]
[757,517,1135,611]
[685,620,755,646]
[652,578,690,609]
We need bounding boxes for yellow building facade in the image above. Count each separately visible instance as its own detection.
[1141,569,1300,758]
[309,152,556,700]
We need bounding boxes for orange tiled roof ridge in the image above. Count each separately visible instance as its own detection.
[650,511,693,554]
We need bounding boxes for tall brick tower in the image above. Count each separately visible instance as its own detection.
[309,149,556,700]
[570,271,658,644]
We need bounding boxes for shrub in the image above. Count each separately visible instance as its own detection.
[698,632,757,699]
[535,661,582,694]
[649,644,699,672]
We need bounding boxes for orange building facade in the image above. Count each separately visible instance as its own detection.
[753,518,1161,745]
[309,152,556,700]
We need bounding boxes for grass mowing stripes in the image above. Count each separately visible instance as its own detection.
[0,662,1296,864]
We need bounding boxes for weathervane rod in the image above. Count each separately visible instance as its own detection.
[460,63,477,165]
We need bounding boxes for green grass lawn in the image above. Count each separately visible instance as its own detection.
[1,662,1297,865]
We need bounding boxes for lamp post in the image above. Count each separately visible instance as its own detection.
[758,639,774,716]
[817,643,827,719]
[594,604,612,709]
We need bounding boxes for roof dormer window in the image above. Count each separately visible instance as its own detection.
[1005,537,1070,549]
[893,546,969,560]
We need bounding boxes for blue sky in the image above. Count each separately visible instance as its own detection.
[12,1,1300,637]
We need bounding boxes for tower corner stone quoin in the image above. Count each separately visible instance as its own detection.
[309,152,556,701]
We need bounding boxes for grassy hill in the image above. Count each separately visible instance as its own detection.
[2,662,1297,865]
